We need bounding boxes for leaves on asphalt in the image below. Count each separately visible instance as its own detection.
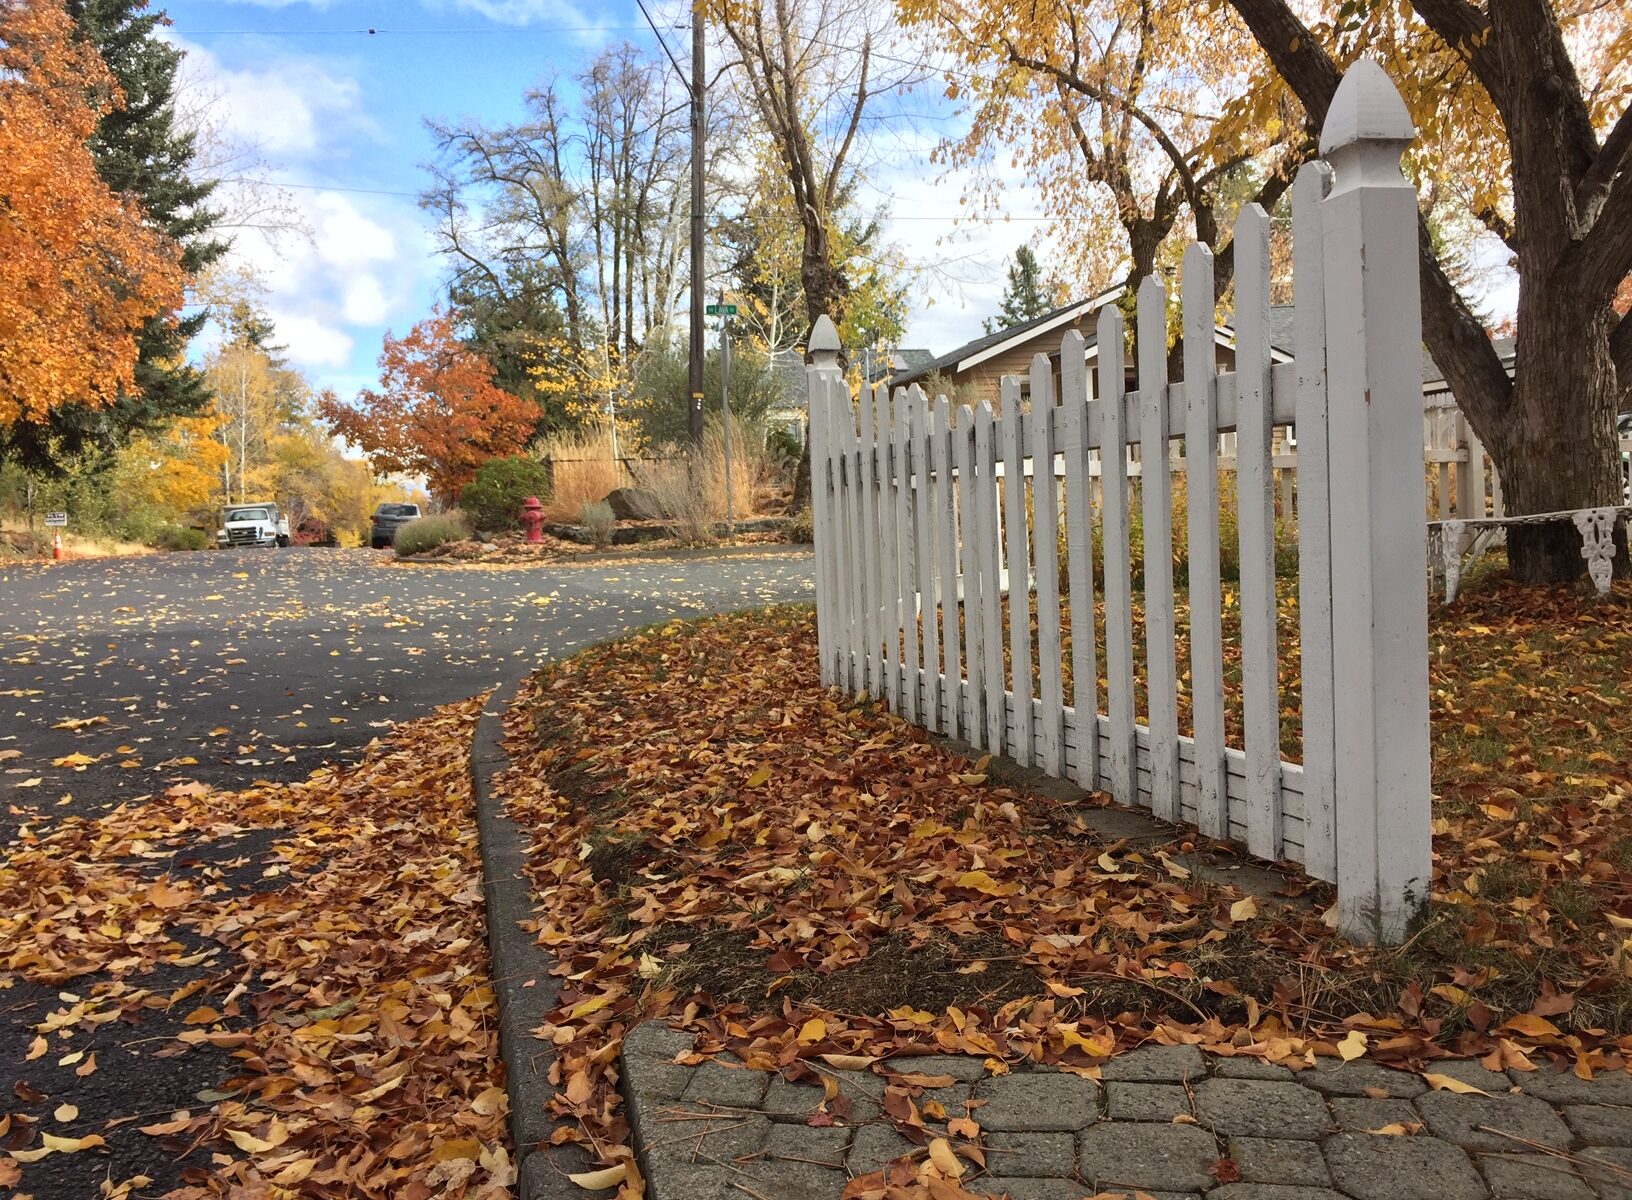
[1,698,512,1197]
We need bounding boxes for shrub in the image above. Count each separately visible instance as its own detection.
[460,456,553,532]
[581,500,616,549]
[785,508,814,544]
[537,426,622,522]
[155,525,209,551]
[393,510,471,557]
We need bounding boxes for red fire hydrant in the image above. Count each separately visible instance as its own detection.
[520,495,545,544]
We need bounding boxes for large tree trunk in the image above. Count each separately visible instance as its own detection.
[1486,279,1630,581]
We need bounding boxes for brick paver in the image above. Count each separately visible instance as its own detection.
[616,1025,1632,1199]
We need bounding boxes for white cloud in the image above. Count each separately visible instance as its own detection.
[171,36,441,382]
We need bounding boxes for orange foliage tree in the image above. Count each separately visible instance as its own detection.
[319,311,537,503]
[0,0,186,428]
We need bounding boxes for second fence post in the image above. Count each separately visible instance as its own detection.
[1320,60,1433,944]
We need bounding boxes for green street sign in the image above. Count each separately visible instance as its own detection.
[704,303,738,316]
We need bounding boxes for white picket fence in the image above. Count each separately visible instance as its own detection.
[807,61,1434,944]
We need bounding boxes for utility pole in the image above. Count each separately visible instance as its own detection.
[720,295,734,531]
[687,3,706,450]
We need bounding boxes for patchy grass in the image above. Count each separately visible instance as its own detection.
[498,586,1632,1182]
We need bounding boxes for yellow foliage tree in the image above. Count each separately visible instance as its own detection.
[113,413,229,522]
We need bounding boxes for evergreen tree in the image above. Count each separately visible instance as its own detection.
[984,244,1055,334]
[2,0,224,473]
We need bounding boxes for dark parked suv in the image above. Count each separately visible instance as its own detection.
[370,502,422,549]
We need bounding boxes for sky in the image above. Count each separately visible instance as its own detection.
[161,0,1519,405]
[160,0,1033,402]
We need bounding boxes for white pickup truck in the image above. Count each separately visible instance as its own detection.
[215,502,290,549]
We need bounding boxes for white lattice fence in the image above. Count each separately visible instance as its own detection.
[807,61,1434,944]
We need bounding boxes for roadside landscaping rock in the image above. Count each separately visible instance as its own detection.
[1194,1078,1332,1140]
[603,486,668,520]
[1322,1131,1486,1200]
[614,1030,1632,1199]
[1077,1122,1220,1192]
[1414,1090,1573,1151]
[976,1072,1102,1131]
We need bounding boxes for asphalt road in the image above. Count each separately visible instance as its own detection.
[0,545,813,1197]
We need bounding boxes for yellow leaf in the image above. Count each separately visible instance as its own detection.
[798,1017,827,1044]
[41,1132,106,1153]
[53,1103,78,1122]
[1423,1073,1490,1096]
[1229,896,1259,922]
[819,1053,880,1070]
[927,1137,964,1178]
[51,752,96,767]
[227,1128,277,1153]
[569,993,614,1020]
[567,1163,628,1189]
[1337,1030,1368,1062]
[432,1138,481,1162]
[954,869,1014,896]
[744,764,772,788]
[272,1158,317,1185]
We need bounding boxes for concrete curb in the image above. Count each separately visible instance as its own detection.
[471,678,602,1200]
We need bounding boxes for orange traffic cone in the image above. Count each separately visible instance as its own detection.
[52,532,62,560]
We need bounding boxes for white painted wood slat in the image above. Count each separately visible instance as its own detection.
[876,386,902,713]
[1030,354,1065,777]
[892,387,918,723]
[858,384,882,698]
[1292,161,1337,882]
[1182,245,1227,840]
[956,408,983,741]
[933,397,961,737]
[1137,276,1179,822]
[1001,377,1034,767]
[1233,204,1283,862]
[1097,305,1136,805]
[911,387,939,732]
[975,402,1006,753]
[1060,331,1100,791]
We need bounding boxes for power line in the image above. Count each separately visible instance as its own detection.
[176,24,682,36]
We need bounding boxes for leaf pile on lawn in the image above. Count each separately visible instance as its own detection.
[1,697,512,1198]
[498,586,1631,1196]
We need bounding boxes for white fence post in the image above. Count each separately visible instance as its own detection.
[1320,59,1433,943]
[806,317,842,687]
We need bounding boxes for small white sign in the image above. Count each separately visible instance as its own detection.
[44,512,68,528]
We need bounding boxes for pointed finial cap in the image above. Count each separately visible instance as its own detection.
[1320,58,1414,156]
[807,315,841,364]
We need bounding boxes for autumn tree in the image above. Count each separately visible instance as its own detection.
[319,312,537,504]
[713,0,925,342]
[0,0,185,434]
[900,0,1301,303]
[1217,0,1631,581]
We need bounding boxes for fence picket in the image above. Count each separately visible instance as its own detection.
[1234,203,1283,862]
[1138,276,1179,822]
[1030,354,1065,777]
[1001,377,1034,767]
[858,383,882,698]
[956,407,982,740]
[975,402,1007,753]
[1183,245,1227,840]
[1293,161,1337,882]
[1060,331,1099,791]
[893,388,918,722]
[911,387,938,731]
[877,386,903,712]
[805,356,834,684]
[1097,305,1136,805]
[934,397,962,737]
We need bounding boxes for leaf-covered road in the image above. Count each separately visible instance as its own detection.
[0,546,812,1197]
[0,547,814,828]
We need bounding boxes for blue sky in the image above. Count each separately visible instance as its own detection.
[160,0,1023,401]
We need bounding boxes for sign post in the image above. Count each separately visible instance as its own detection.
[706,304,738,534]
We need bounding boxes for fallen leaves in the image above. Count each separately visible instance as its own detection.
[495,600,1632,1194]
[0,698,513,1197]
